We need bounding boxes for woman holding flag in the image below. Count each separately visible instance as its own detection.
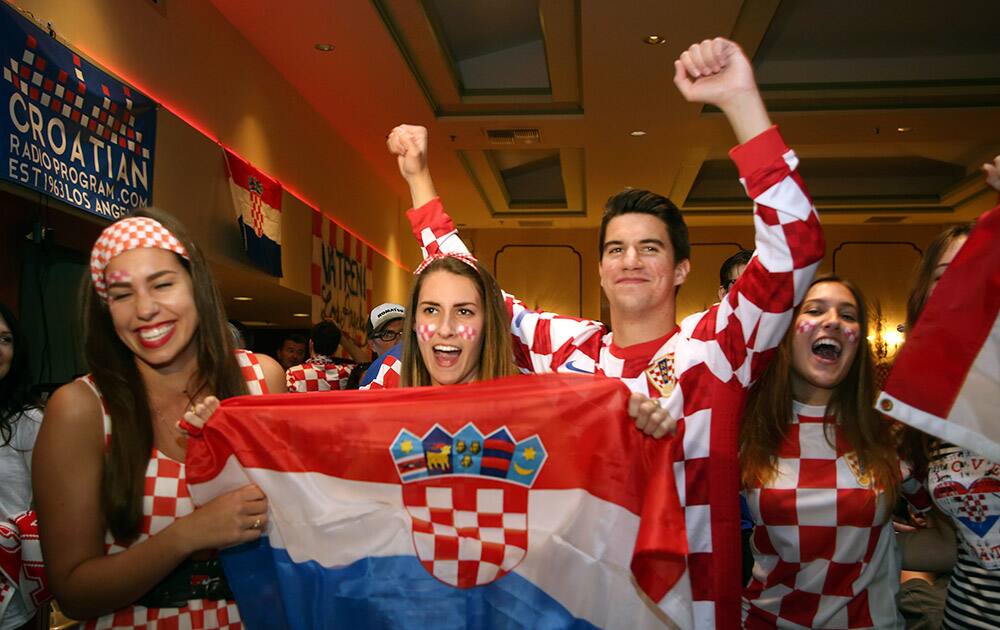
[33,208,285,628]
[738,275,930,628]
[895,156,1000,630]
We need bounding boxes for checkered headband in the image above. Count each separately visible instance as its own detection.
[90,216,190,300]
[413,252,479,275]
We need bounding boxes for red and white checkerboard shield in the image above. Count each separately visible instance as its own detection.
[401,478,529,588]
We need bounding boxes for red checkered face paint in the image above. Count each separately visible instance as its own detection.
[416,323,438,342]
[789,282,862,405]
[107,270,132,285]
[414,270,485,387]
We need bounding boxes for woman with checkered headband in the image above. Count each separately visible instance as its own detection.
[737,275,929,629]
[32,208,286,628]
[894,156,1000,630]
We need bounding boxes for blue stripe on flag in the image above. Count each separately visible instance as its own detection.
[221,538,598,629]
[238,216,282,277]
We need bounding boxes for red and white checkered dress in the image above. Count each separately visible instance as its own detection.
[374,126,826,628]
[742,402,930,629]
[78,349,269,629]
[285,355,354,392]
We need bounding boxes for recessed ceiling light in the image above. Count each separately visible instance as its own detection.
[643,35,666,45]
[896,126,913,133]
[630,130,647,136]
[314,43,335,52]
[292,313,310,317]
[233,296,253,301]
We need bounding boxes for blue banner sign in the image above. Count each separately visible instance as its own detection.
[1,2,156,219]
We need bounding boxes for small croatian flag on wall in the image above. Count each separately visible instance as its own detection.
[224,149,282,276]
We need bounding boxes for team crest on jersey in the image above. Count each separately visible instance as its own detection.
[390,424,546,588]
[644,353,676,397]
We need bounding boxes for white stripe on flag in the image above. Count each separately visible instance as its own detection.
[190,458,682,629]
[877,313,1000,463]
[229,183,282,243]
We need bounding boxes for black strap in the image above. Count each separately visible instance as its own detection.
[136,556,233,608]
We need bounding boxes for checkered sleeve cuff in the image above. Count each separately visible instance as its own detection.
[729,125,788,178]
[406,197,471,258]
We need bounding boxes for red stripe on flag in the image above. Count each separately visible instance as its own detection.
[343,231,354,259]
[224,149,283,210]
[312,210,322,238]
[311,264,321,296]
[883,204,1000,418]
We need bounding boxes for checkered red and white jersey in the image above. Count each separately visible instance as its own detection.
[385,126,825,628]
[77,349,269,629]
[360,353,402,390]
[742,402,925,629]
[286,355,354,392]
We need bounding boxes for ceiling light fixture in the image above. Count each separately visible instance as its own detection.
[896,126,913,133]
[233,296,253,301]
[630,130,647,136]
[314,43,335,52]
[292,313,310,317]
[643,35,666,45]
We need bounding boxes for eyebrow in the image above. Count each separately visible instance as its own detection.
[803,299,857,310]
[107,269,178,288]
[418,300,478,308]
[603,238,665,249]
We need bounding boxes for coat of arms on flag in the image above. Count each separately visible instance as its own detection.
[391,424,546,587]
[224,149,283,276]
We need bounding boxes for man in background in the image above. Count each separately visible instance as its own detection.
[359,303,405,388]
[286,321,355,392]
[275,333,307,371]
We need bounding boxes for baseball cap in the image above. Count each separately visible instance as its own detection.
[367,302,406,337]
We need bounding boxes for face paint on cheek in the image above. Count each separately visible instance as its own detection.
[844,328,859,344]
[455,324,478,340]
[416,323,437,342]
[797,320,816,335]
[106,270,132,284]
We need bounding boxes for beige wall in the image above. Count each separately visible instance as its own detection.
[14,0,416,324]
[457,221,966,336]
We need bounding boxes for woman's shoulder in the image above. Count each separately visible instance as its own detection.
[44,379,103,428]
[234,349,287,394]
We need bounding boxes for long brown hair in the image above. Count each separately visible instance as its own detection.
[400,257,517,387]
[740,275,900,501]
[904,222,974,332]
[83,207,249,542]
[899,222,973,477]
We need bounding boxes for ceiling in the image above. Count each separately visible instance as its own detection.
[208,0,1000,231]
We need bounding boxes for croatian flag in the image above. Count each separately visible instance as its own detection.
[186,374,689,629]
[877,203,1000,462]
[224,149,283,276]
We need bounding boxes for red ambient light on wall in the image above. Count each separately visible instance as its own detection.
[69,42,410,271]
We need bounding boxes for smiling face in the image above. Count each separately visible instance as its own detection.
[789,281,863,405]
[105,247,199,371]
[599,213,689,319]
[414,269,484,386]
